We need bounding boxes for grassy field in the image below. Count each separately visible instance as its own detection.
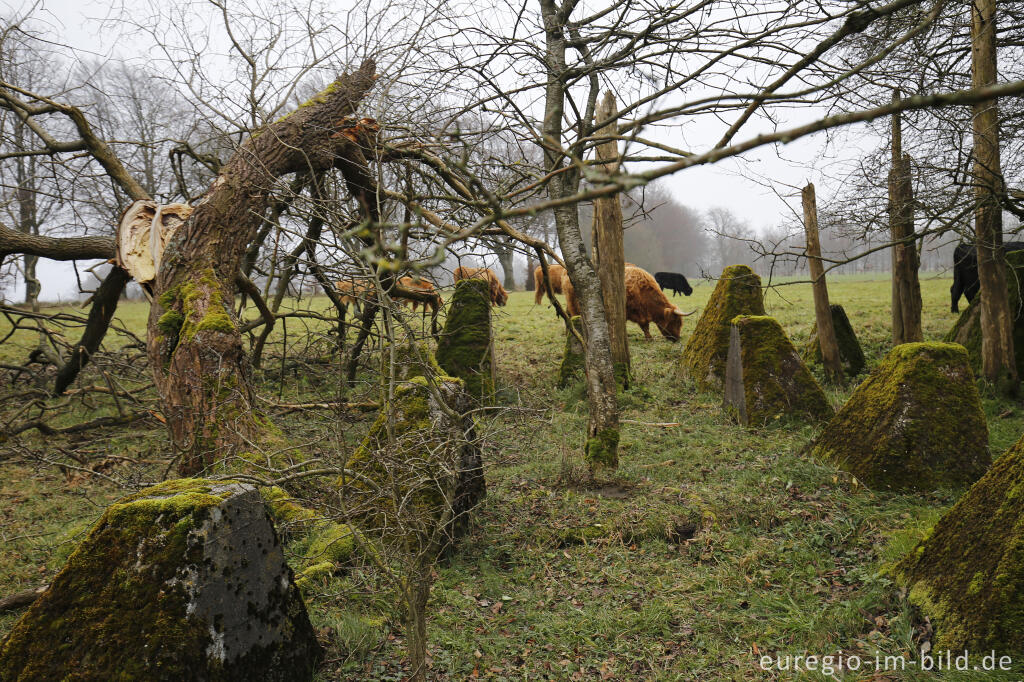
[1,273,1021,680]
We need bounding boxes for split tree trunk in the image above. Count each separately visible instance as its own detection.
[802,183,844,386]
[971,0,1018,393]
[147,61,378,474]
[591,91,630,385]
[889,92,923,344]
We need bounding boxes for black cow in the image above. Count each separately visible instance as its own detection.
[951,241,1024,313]
[654,271,693,297]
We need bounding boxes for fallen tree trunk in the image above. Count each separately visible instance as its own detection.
[146,60,378,475]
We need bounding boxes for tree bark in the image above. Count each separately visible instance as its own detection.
[540,0,619,470]
[591,91,629,385]
[971,0,1017,393]
[147,60,377,474]
[802,183,844,385]
[889,92,923,344]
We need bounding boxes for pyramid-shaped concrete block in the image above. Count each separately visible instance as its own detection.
[805,342,989,491]
[724,315,833,426]
[681,265,765,391]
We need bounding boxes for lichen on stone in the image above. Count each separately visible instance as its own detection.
[0,479,321,681]
[801,304,866,377]
[724,315,833,426]
[681,265,765,391]
[436,278,494,401]
[558,316,585,388]
[894,431,1024,652]
[804,342,990,491]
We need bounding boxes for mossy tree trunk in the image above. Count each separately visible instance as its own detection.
[802,183,844,386]
[591,91,630,387]
[972,0,1018,395]
[540,1,619,471]
[889,92,923,345]
[147,61,377,474]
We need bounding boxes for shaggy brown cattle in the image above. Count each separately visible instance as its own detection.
[398,276,440,313]
[453,266,509,306]
[533,264,567,304]
[562,265,694,341]
[335,279,373,309]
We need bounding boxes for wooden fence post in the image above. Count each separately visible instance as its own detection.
[802,182,844,385]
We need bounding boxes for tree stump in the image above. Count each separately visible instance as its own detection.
[558,315,585,387]
[436,278,495,401]
[801,304,866,377]
[895,430,1024,652]
[0,480,321,681]
[805,342,990,491]
[724,315,833,426]
[681,264,765,391]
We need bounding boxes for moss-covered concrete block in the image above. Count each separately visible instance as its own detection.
[340,376,485,549]
[558,315,585,388]
[894,431,1024,652]
[946,250,1024,379]
[724,315,833,426]
[801,304,866,377]
[381,340,443,385]
[805,343,989,491]
[436,278,495,401]
[0,479,321,681]
[681,265,765,391]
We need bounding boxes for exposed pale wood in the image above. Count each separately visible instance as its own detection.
[802,183,844,385]
[591,91,630,382]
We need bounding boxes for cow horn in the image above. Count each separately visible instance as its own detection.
[674,308,697,317]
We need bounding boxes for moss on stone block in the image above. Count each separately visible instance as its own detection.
[801,304,866,377]
[558,316,585,388]
[681,265,765,391]
[436,278,494,401]
[724,315,833,426]
[894,432,1024,652]
[0,479,322,681]
[339,376,485,549]
[805,342,989,491]
[381,340,443,384]
[946,250,1024,379]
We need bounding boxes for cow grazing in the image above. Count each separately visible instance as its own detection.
[562,265,694,341]
[951,242,1024,313]
[654,271,693,297]
[398,276,440,313]
[335,279,373,311]
[533,264,567,304]
[453,266,509,306]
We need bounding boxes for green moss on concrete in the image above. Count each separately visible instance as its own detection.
[725,315,833,426]
[585,427,620,470]
[381,341,443,385]
[0,478,320,681]
[805,342,989,491]
[682,265,765,391]
[436,278,494,400]
[894,432,1024,651]
[558,316,585,388]
[801,304,866,377]
[946,250,1024,381]
[339,375,485,547]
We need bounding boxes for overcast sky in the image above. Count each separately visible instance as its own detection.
[4,0,877,301]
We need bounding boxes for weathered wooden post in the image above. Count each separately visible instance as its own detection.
[889,90,923,344]
[802,183,844,385]
[591,90,630,386]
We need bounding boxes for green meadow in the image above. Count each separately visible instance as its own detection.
[1,273,1020,680]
